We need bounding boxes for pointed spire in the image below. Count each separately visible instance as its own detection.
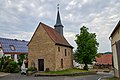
[54,4,64,36]
[54,4,63,27]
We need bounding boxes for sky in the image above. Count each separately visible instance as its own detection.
[0,0,120,53]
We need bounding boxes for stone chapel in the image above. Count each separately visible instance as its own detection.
[28,6,73,71]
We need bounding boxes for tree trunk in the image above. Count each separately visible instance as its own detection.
[84,62,88,70]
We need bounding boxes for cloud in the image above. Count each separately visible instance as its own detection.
[0,0,120,53]
[0,31,33,41]
[64,32,77,50]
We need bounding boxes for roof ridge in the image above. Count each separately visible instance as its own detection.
[41,22,63,36]
[41,22,57,43]
[0,37,14,40]
[40,22,73,48]
[0,37,28,42]
[110,20,120,37]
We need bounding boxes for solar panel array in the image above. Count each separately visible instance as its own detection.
[0,38,28,53]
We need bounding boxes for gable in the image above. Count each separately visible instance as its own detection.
[110,20,120,38]
[42,23,73,48]
[28,22,73,48]
[28,22,54,46]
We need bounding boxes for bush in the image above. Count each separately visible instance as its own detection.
[0,58,4,70]
[27,67,37,71]
[5,61,19,73]
[3,60,12,69]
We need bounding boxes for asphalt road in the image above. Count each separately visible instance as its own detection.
[0,72,113,80]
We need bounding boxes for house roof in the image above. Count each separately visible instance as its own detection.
[95,54,112,65]
[42,22,73,48]
[0,38,28,54]
[28,22,73,48]
[110,20,120,37]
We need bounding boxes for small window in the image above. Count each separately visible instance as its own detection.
[61,59,63,68]
[65,49,67,56]
[58,47,60,52]
[9,45,15,51]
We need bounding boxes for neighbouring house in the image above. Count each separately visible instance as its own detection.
[73,60,93,69]
[94,53,112,69]
[109,20,120,78]
[28,7,73,71]
[0,38,28,62]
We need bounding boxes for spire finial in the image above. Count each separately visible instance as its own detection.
[57,4,59,11]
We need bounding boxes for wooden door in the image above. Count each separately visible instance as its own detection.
[38,59,44,71]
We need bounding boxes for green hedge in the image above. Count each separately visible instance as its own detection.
[5,61,19,73]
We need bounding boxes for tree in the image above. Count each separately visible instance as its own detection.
[18,54,26,68]
[74,26,99,70]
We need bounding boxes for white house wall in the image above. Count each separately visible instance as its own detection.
[5,54,18,62]
[111,24,120,78]
[0,48,4,58]
[14,54,18,62]
[5,54,11,57]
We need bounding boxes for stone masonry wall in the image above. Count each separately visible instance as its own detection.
[28,25,56,71]
[55,45,73,71]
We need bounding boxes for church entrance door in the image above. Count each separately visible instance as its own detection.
[38,59,44,71]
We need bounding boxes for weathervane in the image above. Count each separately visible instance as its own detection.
[57,4,59,11]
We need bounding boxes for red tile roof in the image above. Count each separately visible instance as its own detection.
[41,22,73,48]
[95,54,112,65]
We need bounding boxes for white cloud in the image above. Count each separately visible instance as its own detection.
[64,32,76,49]
[65,0,87,10]
[0,0,120,53]
[64,32,76,39]
[1,31,33,41]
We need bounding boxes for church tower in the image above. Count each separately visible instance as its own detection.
[54,4,64,36]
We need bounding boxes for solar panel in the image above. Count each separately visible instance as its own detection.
[0,38,28,53]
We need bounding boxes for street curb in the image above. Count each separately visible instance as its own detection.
[0,73,10,78]
[98,76,114,80]
[34,71,97,77]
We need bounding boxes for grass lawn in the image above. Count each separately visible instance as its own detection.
[105,77,119,80]
[39,68,89,75]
